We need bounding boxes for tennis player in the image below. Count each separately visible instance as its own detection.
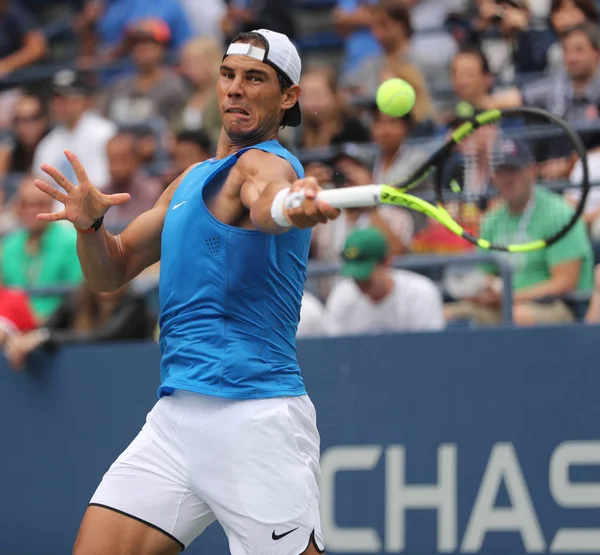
[35,29,339,555]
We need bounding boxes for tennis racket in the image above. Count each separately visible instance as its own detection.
[274,107,590,252]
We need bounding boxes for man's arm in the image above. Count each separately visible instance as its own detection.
[35,151,191,293]
[238,150,339,234]
[513,259,582,303]
[0,31,46,75]
[76,171,187,292]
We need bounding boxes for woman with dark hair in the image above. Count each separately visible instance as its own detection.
[551,0,598,33]
[548,0,599,69]
[298,66,370,151]
[0,94,48,177]
[4,284,151,370]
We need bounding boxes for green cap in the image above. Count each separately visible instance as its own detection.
[340,228,388,281]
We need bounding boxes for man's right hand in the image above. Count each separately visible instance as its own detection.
[35,150,131,231]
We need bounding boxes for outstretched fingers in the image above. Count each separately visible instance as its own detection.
[40,163,75,193]
[64,150,91,185]
[37,209,67,222]
[34,179,68,205]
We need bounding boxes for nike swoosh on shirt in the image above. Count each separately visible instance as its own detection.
[172,201,187,210]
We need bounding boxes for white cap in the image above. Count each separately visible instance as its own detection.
[224,29,302,127]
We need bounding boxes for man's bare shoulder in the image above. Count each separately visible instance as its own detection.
[236,148,297,181]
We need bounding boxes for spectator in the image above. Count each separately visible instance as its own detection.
[0,284,37,349]
[0,94,48,177]
[371,107,429,186]
[548,0,598,71]
[179,0,226,42]
[450,47,494,116]
[1,176,82,321]
[326,228,445,335]
[445,138,593,326]
[4,283,150,370]
[489,22,600,119]
[221,0,296,43]
[172,130,213,176]
[100,19,188,127]
[332,0,381,78]
[487,22,600,178]
[567,133,600,238]
[311,145,414,269]
[76,0,192,64]
[405,0,460,88]
[102,133,163,230]
[474,0,552,81]
[33,69,117,191]
[379,60,439,136]
[371,105,432,238]
[176,37,222,144]
[344,0,414,97]
[0,0,46,78]
[297,291,333,338]
[298,66,370,151]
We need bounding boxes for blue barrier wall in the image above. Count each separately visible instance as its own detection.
[2,326,600,554]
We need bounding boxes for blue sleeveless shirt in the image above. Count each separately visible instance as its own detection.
[157,140,311,399]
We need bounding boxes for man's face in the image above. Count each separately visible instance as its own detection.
[132,38,165,72]
[563,30,600,81]
[491,165,534,206]
[16,179,52,234]
[372,113,409,154]
[353,264,388,301]
[217,50,299,142]
[451,54,489,103]
[51,94,88,127]
[174,141,210,175]
[107,136,139,185]
[371,11,406,51]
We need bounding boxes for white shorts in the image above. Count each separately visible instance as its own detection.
[90,390,324,554]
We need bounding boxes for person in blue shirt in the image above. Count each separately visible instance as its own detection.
[333,0,381,77]
[75,0,192,78]
[97,0,192,53]
[34,28,339,555]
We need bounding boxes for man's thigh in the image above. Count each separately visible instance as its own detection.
[73,505,182,555]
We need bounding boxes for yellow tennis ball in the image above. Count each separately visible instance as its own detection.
[376,78,416,118]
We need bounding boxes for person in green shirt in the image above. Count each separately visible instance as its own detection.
[445,137,593,326]
[1,176,82,320]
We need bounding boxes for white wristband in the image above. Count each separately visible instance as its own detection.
[271,187,292,228]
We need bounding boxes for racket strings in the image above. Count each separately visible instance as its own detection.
[437,112,587,250]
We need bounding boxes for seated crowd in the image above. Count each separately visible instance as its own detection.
[2,0,600,368]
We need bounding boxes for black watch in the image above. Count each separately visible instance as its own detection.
[89,216,104,232]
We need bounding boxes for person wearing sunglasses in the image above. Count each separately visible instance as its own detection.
[0,94,48,178]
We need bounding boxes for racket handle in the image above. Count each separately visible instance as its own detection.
[289,185,382,209]
[271,185,381,227]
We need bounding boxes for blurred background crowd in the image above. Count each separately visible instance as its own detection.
[2,0,600,369]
